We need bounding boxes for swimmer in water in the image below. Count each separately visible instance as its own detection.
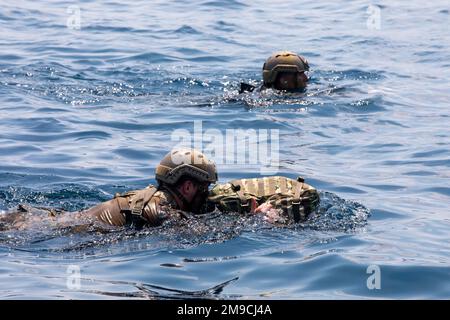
[239,51,310,94]
[0,148,320,230]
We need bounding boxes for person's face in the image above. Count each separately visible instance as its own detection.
[274,72,308,91]
[191,182,210,214]
[179,180,210,214]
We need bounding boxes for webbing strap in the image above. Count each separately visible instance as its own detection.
[121,186,158,227]
[291,181,305,222]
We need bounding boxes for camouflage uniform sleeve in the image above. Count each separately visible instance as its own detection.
[141,191,178,227]
[83,197,127,226]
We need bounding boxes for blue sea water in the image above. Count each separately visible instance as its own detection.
[0,0,449,299]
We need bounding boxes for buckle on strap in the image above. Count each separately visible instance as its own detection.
[239,197,252,214]
[131,198,144,216]
[127,198,146,229]
[240,200,249,208]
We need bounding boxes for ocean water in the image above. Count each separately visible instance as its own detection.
[0,0,449,299]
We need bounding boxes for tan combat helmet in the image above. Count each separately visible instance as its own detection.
[155,148,218,186]
[262,51,310,87]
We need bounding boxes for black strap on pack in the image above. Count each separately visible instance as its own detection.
[291,178,306,223]
[291,200,301,223]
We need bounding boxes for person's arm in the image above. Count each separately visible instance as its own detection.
[83,198,127,226]
[141,196,166,227]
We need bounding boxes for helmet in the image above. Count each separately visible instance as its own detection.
[155,148,218,186]
[262,51,309,87]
